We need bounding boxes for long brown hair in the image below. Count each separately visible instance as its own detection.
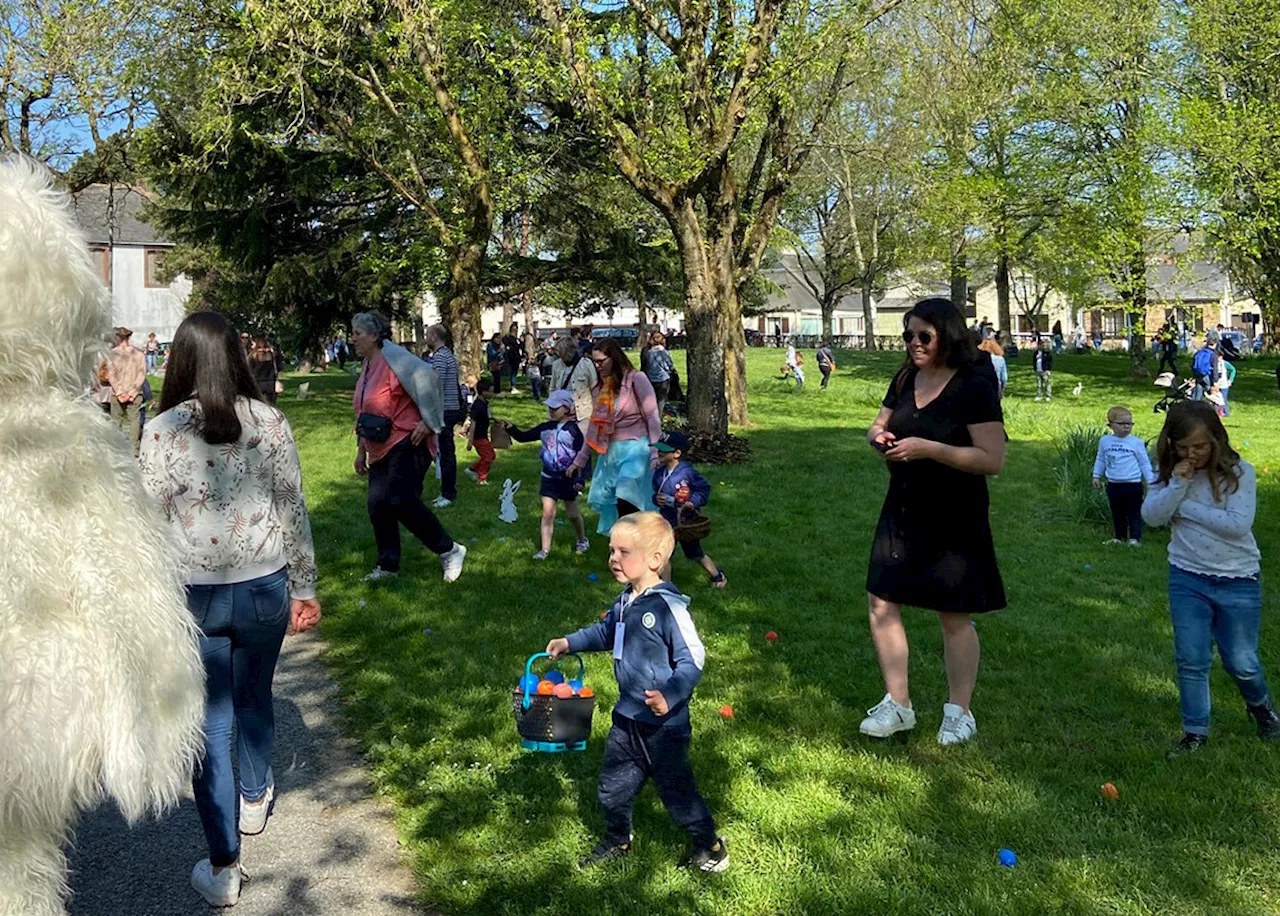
[591,338,634,390]
[1155,400,1240,500]
[158,311,264,444]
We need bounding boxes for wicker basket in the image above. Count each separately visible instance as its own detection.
[672,503,711,543]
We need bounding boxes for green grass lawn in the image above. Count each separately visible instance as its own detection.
[283,347,1280,916]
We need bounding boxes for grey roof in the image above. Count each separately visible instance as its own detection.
[70,184,171,246]
[1093,260,1231,304]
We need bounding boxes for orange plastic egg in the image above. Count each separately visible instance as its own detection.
[578,687,595,698]
[536,680,556,695]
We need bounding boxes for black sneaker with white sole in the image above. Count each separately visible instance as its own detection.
[1167,732,1208,759]
[578,841,630,870]
[683,837,729,873]
[1248,703,1280,741]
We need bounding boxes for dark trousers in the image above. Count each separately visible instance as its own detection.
[598,712,716,848]
[437,408,466,500]
[1106,481,1145,541]
[652,379,670,417]
[367,438,453,570]
[1158,348,1178,375]
[819,365,832,389]
[110,397,143,457]
[491,367,504,394]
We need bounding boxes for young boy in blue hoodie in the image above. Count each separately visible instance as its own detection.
[546,512,728,873]
[652,431,726,588]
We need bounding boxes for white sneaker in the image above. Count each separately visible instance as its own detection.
[362,567,397,582]
[441,543,467,583]
[238,783,274,835]
[859,693,916,738]
[937,703,976,746]
[433,496,453,508]
[1128,539,1141,547]
[1034,396,1043,402]
[1104,538,1122,545]
[532,550,549,560]
[464,468,478,482]
[191,859,246,907]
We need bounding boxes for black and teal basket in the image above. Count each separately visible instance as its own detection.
[512,652,596,753]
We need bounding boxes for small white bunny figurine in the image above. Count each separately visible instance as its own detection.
[499,478,522,523]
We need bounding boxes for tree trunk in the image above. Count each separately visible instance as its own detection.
[821,296,835,342]
[670,200,730,436]
[995,246,1012,339]
[520,208,536,360]
[442,192,491,379]
[950,234,969,316]
[861,278,877,350]
[1127,245,1149,378]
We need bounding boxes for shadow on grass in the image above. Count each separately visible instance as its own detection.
[296,388,1280,916]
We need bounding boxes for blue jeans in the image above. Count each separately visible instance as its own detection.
[1221,387,1230,417]
[1168,566,1270,735]
[188,568,290,865]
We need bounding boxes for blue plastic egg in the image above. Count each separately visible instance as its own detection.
[587,573,599,582]
[519,674,540,694]
[998,848,1017,868]
[545,670,566,685]
[568,679,583,692]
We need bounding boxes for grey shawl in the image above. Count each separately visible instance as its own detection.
[380,341,444,432]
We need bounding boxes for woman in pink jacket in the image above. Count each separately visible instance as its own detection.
[576,338,663,534]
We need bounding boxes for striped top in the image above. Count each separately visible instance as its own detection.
[430,346,460,412]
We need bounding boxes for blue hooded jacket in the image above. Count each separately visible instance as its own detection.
[651,460,711,528]
[564,582,705,728]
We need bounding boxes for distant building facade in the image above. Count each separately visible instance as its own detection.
[71,184,191,343]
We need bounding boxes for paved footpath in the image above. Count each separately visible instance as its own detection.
[68,633,425,916]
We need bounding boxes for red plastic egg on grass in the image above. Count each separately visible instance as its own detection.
[553,683,575,699]
[719,704,734,719]
[765,631,779,643]
[1101,782,1119,800]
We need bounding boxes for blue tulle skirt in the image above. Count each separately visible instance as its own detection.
[587,438,655,534]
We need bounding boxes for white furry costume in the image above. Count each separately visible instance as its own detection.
[0,159,206,916]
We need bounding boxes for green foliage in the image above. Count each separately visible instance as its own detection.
[1183,0,1280,339]
[1054,425,1112,524]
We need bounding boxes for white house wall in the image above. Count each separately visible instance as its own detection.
[108,245,190,342]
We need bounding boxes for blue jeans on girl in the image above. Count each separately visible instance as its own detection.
[1168,565,1270,735]
[187,567,290,866]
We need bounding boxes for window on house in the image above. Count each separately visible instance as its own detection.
[89,247,110,286]
[1102,309,1126,336]
[144,248,168,288]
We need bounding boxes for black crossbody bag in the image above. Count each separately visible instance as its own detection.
[356,363,393,442]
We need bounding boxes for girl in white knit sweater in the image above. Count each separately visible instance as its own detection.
[1142,401,1280,758]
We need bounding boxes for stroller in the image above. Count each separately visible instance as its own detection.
[1153,372,1193,413]
[1153,372,1222,413]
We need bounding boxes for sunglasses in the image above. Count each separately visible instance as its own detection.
[902,330,934,346]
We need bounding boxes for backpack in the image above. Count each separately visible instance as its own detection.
[541,424,579,473]
[1192,347,1214,379]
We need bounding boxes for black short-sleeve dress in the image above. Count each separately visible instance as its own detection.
[865,361,1007,614]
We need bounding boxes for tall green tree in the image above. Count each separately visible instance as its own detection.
[1184,0,1280,342]
[533,0,903,434]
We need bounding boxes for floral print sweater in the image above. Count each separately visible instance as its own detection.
[140,397,318,599]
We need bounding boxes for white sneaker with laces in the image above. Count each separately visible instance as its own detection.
[859,693,916,738]
[464,468,478,482]
[433,496,453,508]
[238,783,274,835]
[532,550,549,560]
[575,539,590,554]
[362,567,397,582]
[441,543,467,582]
[937,703,976,746]
[191,859,246,907]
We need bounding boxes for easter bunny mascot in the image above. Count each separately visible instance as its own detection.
[0,158,206,916]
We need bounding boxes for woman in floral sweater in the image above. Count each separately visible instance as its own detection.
[139,311,321,908]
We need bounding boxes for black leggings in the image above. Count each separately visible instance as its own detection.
[367,438,454,570]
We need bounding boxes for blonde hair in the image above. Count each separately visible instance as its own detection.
[1106,405,1133,424]
[612,511,675,564]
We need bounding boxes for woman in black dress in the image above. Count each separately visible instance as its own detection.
[861,298,1007,746]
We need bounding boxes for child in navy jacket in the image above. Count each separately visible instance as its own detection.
[501,390,589,558]
[546,512,727,873]
[652,431,726,587]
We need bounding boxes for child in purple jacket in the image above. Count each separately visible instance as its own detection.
[652,431,726,588]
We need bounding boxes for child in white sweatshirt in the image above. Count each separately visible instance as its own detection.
[1141,400,1280,758]
[1092,406,1155,545]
